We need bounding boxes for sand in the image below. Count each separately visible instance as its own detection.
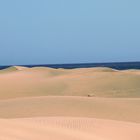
[0,66,140,140]
[1,117,140,140]
[0,96,140,122]
[0,66,140,99]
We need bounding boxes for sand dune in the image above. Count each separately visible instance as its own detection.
[0,96,139,123]
[0,66,139,140]
[0,117,140,140]
[0,67,140,99]
[0,66,27,73]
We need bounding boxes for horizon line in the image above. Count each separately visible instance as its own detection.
[0,61,140,67]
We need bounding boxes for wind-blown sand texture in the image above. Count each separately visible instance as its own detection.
[0,66,140,140]
[1,117,140,140]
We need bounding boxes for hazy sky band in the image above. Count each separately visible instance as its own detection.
[0,0,140,65]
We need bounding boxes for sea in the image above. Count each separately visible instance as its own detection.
[0,62,140,70]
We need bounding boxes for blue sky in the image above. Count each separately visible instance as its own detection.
[0,0,140,65]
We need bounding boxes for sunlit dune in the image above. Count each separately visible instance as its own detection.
[0,67,140,99]
[0,67,140,140]
[0,96,139,123]
[0,117,140,140]
[0,66,27,73]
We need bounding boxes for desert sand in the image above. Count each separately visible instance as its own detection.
[1,117,140,140]
[0,66,140,140]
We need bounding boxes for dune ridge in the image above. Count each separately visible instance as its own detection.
[0,66,140,99]
[0,66,27,73]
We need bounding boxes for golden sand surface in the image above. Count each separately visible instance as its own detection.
[0,66,139,140]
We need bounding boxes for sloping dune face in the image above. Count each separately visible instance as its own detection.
[0,66,140,140]
[0,66,27,73]
[0,117,140,140]
[0,67,140,99]
[0,96,139,123]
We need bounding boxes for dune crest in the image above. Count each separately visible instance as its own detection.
[87,67,117,72]
[0,66,28,73]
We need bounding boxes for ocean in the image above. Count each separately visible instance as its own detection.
[0,62,140,70]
